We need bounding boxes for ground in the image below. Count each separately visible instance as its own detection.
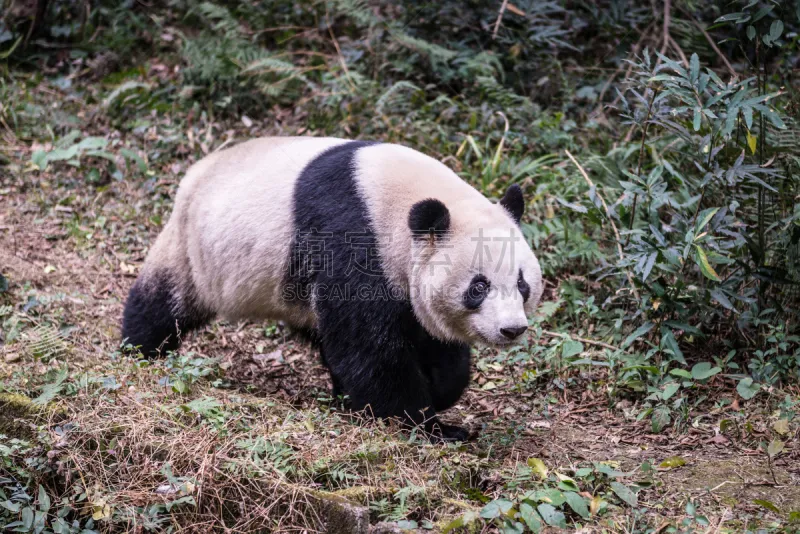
[1,100,798,530]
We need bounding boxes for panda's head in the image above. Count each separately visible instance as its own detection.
[408,184,543,346]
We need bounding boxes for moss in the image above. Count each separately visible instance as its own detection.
[0,392,42,439]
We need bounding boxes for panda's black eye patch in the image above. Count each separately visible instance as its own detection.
[518,269,531,303]
[463,274,490,310]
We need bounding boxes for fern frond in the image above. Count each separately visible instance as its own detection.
[24,324,68,360]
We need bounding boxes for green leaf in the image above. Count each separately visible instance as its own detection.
[31,150,48,170]
[556,473,580,492]
[746,25,756,40]
[37,485,50,514]
[172,380,190,395]
[695,208,719,233]
[531,489,565,507]
[714,12,746,22]
[769,20,783,41]
[694,245,721,281]
[662,383,680,400]
[670,369,692,379]
[693,107,702,131]
[501,519,524,534]
[564,492,590,519]
[767,439,784,458]
[527,458,548,480]
[710,289,734,311]
[691,362,721,381]
[659,456,687,469]
[519,503,542,533]
[754,499,780,513]
[480,499,513,519]
[689,53,699,82]
[120,148,147,172]
[621,322,654,349]
[574,467,593,478]
[737,377,760,400]
[651,406,671,433]
[661,329,686,365]
[442,511,478,533]
[536,504,566,528]
[22,506,34,529]
[561,339,584,358]
[609,482,638,507]
[788,511,800,523]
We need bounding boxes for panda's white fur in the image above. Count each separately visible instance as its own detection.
[122,137,543,441]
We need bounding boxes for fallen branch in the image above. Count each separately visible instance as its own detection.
[564,149,640,300]
[541,330,621,352]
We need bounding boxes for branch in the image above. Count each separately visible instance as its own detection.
[686,12,738,78]
[564,149,640,301]
[541,330,622,352]
[660,0,671,58]
[492,0,509,40]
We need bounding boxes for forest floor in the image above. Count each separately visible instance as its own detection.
[1,76,798,532]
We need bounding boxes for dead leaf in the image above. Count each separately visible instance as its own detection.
[773,419,789,436]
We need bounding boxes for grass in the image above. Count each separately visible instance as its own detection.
[1,0,799,532]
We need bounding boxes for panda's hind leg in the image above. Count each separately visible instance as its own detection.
[122,271,211,357]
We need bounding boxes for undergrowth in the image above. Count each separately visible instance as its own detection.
[1,0,799,532]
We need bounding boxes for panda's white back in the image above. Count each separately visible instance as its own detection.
[165,137,347,325]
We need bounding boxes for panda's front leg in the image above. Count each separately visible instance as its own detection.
[420,340,471,413]
[317,302,468,442]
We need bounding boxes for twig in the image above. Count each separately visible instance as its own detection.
[683,11,737,77]
[668,35,689,67]
[652,0,671,72]
[325,12,357,92]
[629,86,660,235]
[565,149,640,300]
[659,0,671,59]
[492,0,509,40]
[541,330,622,352]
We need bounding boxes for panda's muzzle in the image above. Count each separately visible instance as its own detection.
[500,325,528,340]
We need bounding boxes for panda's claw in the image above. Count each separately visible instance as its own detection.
[428,421,471,443]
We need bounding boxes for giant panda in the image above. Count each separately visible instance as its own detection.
[122,137,543,441]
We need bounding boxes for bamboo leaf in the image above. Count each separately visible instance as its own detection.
[694,245,721,281]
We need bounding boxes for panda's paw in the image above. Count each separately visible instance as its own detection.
[428,421,471,443]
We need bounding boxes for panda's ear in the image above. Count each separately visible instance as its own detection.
[499,184,524,224]
[408,199,450,242]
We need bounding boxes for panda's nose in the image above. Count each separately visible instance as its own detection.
[500,326,527,340]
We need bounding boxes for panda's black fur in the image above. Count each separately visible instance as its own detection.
[287,140,470,439]
[123,141,471,441]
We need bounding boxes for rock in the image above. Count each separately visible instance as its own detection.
[369,522,421,533]
[309,490,370,534]
[5,352,22,363]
